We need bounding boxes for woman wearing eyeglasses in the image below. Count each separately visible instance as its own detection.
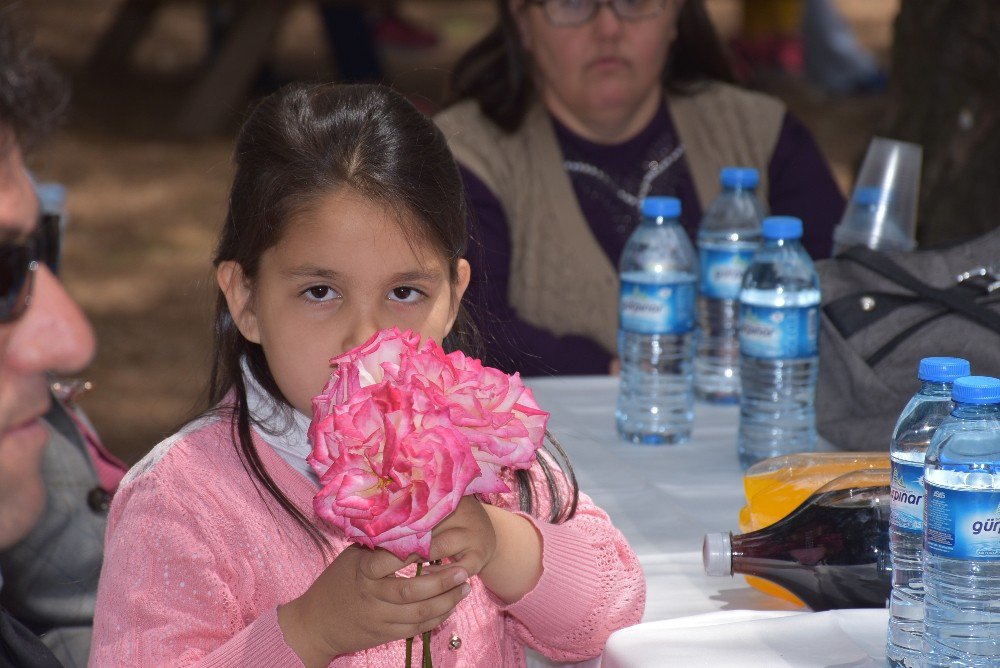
[435,0,844,376]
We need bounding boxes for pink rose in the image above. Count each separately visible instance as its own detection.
[308,384,381,471]
[398,342,548,493]
[312,384,481,560]
[310,328,423,468]
[306,412,337,471]
[330,327,423,399]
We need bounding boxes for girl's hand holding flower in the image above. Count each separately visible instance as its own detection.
[278,545,471,668]
[427,496,497,577]
[428,497,544,605]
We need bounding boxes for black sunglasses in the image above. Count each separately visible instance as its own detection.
[0,212,61,323]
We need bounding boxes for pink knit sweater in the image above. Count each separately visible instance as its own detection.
[90,411,645,667]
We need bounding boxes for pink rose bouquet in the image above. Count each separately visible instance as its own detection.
[308,327,549,561]
[307,328,549,667]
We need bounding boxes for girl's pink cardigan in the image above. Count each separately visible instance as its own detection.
[90,414,645,667]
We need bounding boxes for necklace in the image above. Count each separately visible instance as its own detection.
[564,144,685,210]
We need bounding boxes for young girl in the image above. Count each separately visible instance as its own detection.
[90,83,645,667]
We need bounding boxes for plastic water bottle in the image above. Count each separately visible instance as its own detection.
[35,181,67,274]
[36,181,67,216]
[887,357,970,668]
[695,167,765,404]
[737,216,820,469]
[922,376,1000,667]
[616,196,697,445]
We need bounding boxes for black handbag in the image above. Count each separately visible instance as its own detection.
[815,229,1000,451]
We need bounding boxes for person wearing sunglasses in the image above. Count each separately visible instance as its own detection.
[0,197,126,668]
[0,12,97,668]
[435,0,845,377]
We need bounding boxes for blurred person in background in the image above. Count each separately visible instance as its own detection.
[731,0,886,94]
[207,0,441,88]
[207,0,383,86]
[0,9,103,668]
[435,0,844,377]
[730,0,805,80]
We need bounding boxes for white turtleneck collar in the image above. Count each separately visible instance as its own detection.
[242,360,320,486]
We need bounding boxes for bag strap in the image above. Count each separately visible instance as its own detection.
[839,246,1000,332]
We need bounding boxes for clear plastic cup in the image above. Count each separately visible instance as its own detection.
[832,137,922,256]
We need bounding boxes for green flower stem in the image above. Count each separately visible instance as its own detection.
[422,625,432,668]
[404,562,426,668]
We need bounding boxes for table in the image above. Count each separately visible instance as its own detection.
[524,376,888,667]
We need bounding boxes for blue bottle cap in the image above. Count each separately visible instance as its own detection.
[642,196,681,219]
[761,216,803,240]
[36,181,68,215]
[918,357,970,382]
[720,167,759,190]
[852,186,885,206]
[952,376,1000,404]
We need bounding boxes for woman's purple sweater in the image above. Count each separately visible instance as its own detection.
[463,105,844,376]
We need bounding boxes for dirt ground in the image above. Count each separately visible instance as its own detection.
[22,0,898,464]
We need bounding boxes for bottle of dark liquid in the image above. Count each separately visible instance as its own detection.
[703,469,891,611]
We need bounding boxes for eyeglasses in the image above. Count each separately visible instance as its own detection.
[0,212,61,323]
[528,0,668,27]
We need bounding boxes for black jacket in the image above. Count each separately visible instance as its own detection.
[0,607,61,668]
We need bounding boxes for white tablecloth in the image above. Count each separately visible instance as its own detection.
[601,609,888,667]
[524,376,888,667]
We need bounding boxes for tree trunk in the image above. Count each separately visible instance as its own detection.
[879,2,1000,248]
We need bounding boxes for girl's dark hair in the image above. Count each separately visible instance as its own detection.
[208,83,577,549]
[450,0,735,132]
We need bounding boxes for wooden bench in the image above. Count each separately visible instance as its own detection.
[89,0,296,137]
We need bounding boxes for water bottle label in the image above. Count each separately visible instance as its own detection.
[738,304,818,358]
[925,482,1000,559]
[620,279,695,334]
[698,244,755,300]
[890,460,924,534]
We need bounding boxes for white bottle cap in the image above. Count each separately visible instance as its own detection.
[702,532,732,576]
